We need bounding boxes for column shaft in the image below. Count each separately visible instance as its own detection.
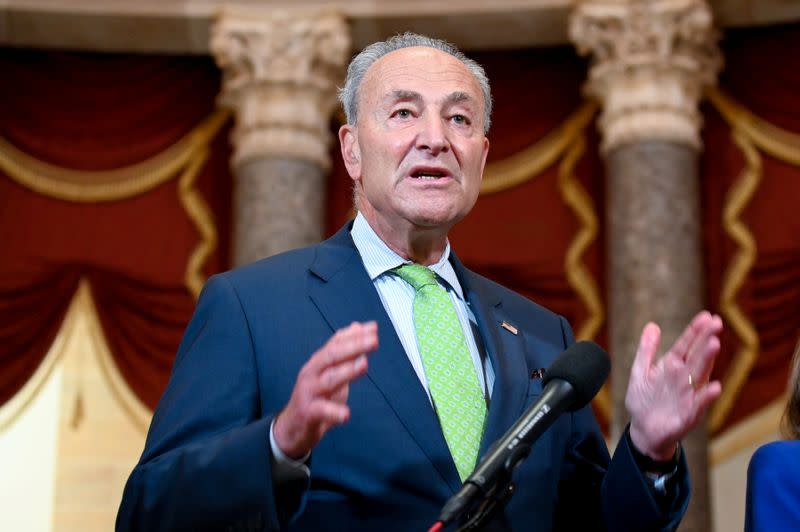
[607,141,709,530]
[211,11,350,266]
[233,158,325,266]
[570,1,722,530]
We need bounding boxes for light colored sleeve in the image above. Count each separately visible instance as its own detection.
[269,419,311,480]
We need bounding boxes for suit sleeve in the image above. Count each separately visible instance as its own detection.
[116,275,306,532]
[552,315,690,532]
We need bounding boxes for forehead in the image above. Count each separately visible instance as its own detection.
[360,46,483,106]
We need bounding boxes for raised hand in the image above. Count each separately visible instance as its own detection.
[625,311,723,460]
[273,321,379,459]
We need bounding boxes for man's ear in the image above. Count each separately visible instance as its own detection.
[339,124,361,181]
[478,136,490,183]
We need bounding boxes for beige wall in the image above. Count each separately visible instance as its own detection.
[0,284,149,532]
[712,440,770,531]
[0,363,62,532]
[710,399,785,531]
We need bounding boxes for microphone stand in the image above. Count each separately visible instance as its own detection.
[455,480,515,531]
[452,442,532,531]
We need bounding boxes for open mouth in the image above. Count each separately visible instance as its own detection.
[410,170,448,180]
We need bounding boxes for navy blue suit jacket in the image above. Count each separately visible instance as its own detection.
[117,223,689,531]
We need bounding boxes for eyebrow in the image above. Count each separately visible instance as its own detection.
[385,90,422,104]
[383,90,476,107]
[446,91,474,106]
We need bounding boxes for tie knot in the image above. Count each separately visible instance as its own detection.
[393,263,438,291]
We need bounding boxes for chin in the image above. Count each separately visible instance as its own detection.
[409,210,466,230]
[397,196,472,228]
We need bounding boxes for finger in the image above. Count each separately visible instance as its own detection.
[307,400,351,426]
[322,323,377,370]
[631,322,660,381]
[317,354,369,395]
[687,335,721,386]
[308,321,378,374]
[684,314,723,368]
[330,383,349,405]
[690,380,722,420]
[669,311,713,361]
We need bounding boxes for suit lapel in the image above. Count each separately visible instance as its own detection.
[450,255,530,456]
[308,226,462,493]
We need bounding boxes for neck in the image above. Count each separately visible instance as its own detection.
[359,210,449,266]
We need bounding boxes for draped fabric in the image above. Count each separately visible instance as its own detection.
[0,50,233,409]
[452,48,604,343]
[1,24,799,434]
[702,23,800,428]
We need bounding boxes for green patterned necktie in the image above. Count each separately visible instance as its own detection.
[393,263,487,481]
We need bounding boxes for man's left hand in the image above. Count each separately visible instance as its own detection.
[626,311,724,461]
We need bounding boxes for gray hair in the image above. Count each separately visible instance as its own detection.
[338,32,492,133]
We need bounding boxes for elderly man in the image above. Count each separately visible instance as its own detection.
[118,33,722,531]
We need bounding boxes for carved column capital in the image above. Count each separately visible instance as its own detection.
[211,11,350,169]
[569,0,722,152]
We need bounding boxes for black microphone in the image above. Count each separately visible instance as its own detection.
[438,341,610,526]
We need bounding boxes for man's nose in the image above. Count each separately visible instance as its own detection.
[415,115,449,155]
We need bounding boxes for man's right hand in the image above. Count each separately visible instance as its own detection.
[273,321,378,459]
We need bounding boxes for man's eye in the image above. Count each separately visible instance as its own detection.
[452,114,469,125]
[393,109,412,119]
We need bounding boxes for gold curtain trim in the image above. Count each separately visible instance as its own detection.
[0,111,227,299]
[177,145,218,299]
[702,86,800,432]
[0,110,230,202]
[0,279,151,434]
[557,131,609,420]
[477,100,607,418]
[480,102,598,195]
[78,280,152,432]
[0,288,79,432]
[707,87,800,166]
[708,128,762,432]
[558,135,604,343]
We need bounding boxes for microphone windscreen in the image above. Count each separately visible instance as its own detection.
[542,341,610,411]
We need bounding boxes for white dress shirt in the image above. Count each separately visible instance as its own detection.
[350,212,495,402]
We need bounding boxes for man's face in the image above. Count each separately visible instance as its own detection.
[339,46,490,239]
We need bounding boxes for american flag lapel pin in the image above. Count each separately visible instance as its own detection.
[500,321,518,335]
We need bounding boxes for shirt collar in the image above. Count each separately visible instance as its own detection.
[350,212,465,300]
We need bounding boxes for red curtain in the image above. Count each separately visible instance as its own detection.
[2,25,799,433]
[452,48,605,340]
[0,49,233,408]
[701,23,800,428]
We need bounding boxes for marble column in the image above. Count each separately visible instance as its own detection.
[570,1,721,530]
[211,11,350,266]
